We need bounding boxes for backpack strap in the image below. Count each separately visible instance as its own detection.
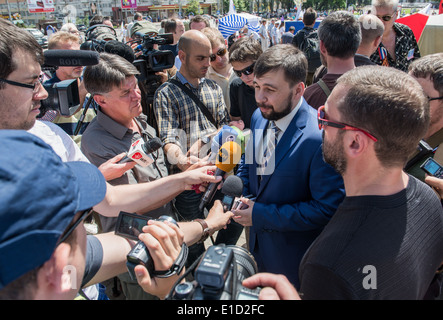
[317,79,331,97]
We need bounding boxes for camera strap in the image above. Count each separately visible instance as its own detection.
[168,78,217,127]
[151,243,189,278]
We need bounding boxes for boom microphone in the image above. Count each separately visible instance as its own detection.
[118,137,163,167]
[199,141,242,212]
[103,40,135,63]
[43,50,100,67]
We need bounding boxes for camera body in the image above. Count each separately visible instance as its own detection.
[170,244,261,300]
[133,33,175,81]
[115,212,178,280]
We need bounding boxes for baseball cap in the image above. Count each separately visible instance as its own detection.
[130,20,158,38]
[0,130,107,290]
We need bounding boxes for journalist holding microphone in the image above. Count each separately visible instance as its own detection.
[0,18,233,299]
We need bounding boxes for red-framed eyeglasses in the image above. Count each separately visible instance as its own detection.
[317,105,378,142]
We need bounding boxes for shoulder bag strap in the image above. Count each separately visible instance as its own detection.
[317,78,331,97]
[168,78,217,126]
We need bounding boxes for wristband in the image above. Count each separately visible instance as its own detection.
[151,243,189,278]
[194,218,210,243]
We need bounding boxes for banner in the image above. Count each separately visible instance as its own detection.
[121,0,137,9]
[27,0,55,13]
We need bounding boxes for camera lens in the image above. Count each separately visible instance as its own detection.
[227,245,258,279]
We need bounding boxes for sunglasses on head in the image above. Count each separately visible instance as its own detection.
[210,47,227,62]
[376,11,397,21]
[428,96,443,102]
[317,105,378,142]
[233,62,255,77]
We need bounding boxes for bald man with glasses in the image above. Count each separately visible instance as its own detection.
[370,0,420,72]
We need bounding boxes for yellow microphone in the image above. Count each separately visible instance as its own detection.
[199,141,242,212]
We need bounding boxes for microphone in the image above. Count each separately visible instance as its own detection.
[43,50,100,67]
[103,40,135,63]
[208,125,239,162]
[199,141,242,212]
[118,137,163,167]
[221,175,244,212]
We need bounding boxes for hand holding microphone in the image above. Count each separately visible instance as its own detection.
[198,141,242,212]
[118,137,163,167]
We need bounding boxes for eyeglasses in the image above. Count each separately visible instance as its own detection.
[0,75,44,95]
[233,62,255,77]
[428,96,443,102]
[376,11,397,22]
[56,208,93,246]
[210,47,228,62]
[317,105,378,142]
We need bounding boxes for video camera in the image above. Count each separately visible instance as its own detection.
[167,244,261,300]
[38,79,80,118]
[132,32,175,81]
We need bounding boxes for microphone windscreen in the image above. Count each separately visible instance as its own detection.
[103,40,135,63]
[43,50,100,67]
[221,175,244,197]
[144,137,163,153]
[215,141,242,173]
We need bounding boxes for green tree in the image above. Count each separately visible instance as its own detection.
[186,0,202,15]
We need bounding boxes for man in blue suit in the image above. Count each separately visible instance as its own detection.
[234,44,345,289]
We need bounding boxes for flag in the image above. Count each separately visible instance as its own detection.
[439,0,443,14]
[418,3,432,14]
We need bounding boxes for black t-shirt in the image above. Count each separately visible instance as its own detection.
[299,175,443,300]
[229,78,257,129]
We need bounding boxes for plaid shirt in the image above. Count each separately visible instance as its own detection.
[370,22,420,72]
[154,71,230,163]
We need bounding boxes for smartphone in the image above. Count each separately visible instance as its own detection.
[420,157,443,178]
[115,212,152,241]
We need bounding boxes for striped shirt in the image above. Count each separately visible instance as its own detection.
[154,71,230,153]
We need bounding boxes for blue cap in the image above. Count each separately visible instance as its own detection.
[0,130,107,290]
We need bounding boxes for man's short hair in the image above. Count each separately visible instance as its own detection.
[303,8,317,26]
[372,0,399,12]
[164,18,179,34]
[48,31,80,49]
[289,26,296,32]
[200,27,225,49]
[190,15,210,28]
[318,11,361,59]
[83,52,140,95]
[228,37,263,64]
[409,53,443,97]
[336,66,429,167]
[254,44,307,88]
[358,14,384,47]
[0,19,44,89]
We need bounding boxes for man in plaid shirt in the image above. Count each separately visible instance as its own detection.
[154,30,230,266]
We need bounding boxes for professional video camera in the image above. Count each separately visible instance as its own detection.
[131,32,175,80]
[38,49,100,118]
[167,244,261,300]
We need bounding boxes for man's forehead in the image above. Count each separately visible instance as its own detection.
[11,49,42,79]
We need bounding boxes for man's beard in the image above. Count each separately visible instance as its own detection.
[322,130,347,175]
[258,92,293,121]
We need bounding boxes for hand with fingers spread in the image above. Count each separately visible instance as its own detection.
[134,220,185,299]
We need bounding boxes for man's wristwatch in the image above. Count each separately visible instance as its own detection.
[194,218,211,243]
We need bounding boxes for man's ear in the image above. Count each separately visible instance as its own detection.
[344,131,370,159]
[36,243,74,296]
[93,94,106,107]
[178,50,186,64]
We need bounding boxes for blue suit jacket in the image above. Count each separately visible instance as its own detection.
[237,98,345,288]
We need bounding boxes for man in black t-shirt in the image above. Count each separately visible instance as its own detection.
[228,37,263,129]
[243,66,443,300]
